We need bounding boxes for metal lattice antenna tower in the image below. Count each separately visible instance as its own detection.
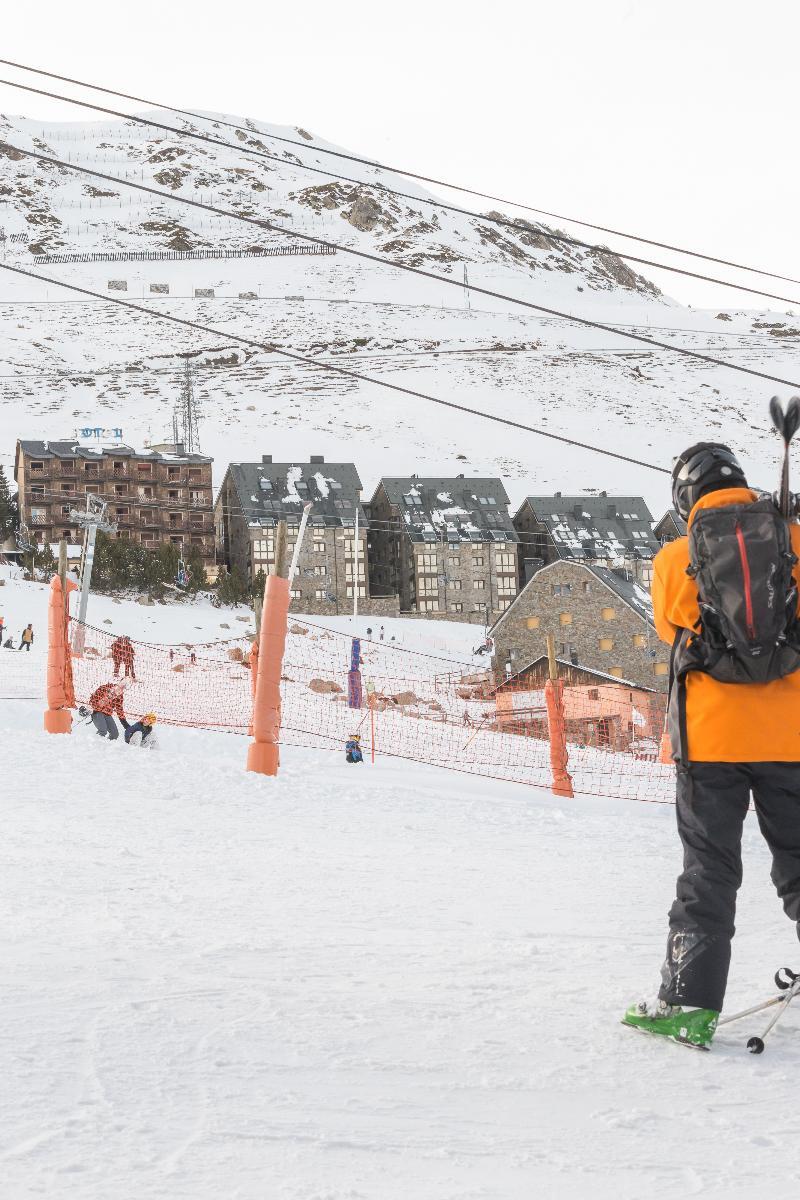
[174,357,202,453]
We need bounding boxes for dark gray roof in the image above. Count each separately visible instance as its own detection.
[586,564,654,625]
[376,476,518,545]
[517,494,660,562]
[17,439,212,465]
[654,508,688,537]
[228,460,365,528]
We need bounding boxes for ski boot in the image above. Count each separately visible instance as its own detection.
[622,998,718,1050]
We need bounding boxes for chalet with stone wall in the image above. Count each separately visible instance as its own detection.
[488,558,669,692]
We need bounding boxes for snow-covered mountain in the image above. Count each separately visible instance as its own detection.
[1,110,798,513]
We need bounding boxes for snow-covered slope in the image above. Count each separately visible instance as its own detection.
[3,663,799,1197]
[1,111,798,513]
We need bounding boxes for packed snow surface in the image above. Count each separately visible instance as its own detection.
[2,576,800,1198]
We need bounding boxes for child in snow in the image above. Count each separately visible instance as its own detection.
[125,712,157,747]
[345,734,363,764]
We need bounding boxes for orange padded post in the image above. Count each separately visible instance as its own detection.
[247,638,259,737]
[246,573,290,775]
[44,572,76,734]
[544,635,574,798]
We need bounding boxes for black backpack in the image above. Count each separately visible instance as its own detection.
[674,497,800,685]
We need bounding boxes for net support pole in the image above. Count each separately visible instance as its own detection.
[544,634,573,798]
[246,522,290,776]
[44,550,74,734]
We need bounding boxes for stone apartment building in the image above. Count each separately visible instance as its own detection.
[14,439,215,564]
[214,455,398,616]
[488,558,670,692]
[367,476,519,621]
[513,492,661,588]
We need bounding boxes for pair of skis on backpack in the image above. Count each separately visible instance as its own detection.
[623,967,800,1053]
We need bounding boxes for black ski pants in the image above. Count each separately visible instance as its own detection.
[659,762,800,1013]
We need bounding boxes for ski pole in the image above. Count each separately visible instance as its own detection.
[745,980,800,1055]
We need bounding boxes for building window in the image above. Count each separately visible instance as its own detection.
[559,612,572,625]
[449,601,463,612]
[290,589,302,600]
[588,688,600,700]
[583,582,592,594]
[417,552,438,570]
[654,661,669,676]
[30,461,44,472]
[601,607,616,621]
[552,583,572,596]
[632,633,647,648]
[499,597,513,611]
[30,507,47,525]
[313,540,325,553]
[137,463,152,476]
[314,589,329,600]
[526,616,540,629]
[346,584,367,598]
[473,603,487,613]
[472,556,485,567]
[313,565,327,576]
[495,551,515,571]
[599,637,614,651]
[170,535,183,545]
[30,486,44,496]
[497,578,516,595]
[609,666,623,678]
[449,579,462,590]
[418,578,438,596]
[473,579,486,590]
[418,599,439,612]
[448,555,459,566]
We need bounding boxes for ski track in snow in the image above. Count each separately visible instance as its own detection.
[2,681,800,1197]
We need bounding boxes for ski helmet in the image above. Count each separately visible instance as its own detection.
[671,442,748,520]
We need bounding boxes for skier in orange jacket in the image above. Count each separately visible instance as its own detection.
[625,441,800,1049]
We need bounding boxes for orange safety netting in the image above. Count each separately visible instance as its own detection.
[67,618,677,804]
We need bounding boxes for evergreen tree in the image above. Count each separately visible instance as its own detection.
[0,466,17,542]
[216,565,250,606]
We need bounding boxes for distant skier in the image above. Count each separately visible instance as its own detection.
[624,441,800,1050]
[125,712,157,747]
[111,634,136,680]
[345,734,363,764]
[19,623,33,652]
[379,626,385,642]
[0,615,4,643]
[88,680,128,740]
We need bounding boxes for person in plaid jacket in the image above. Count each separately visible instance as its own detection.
[89,680,129,740]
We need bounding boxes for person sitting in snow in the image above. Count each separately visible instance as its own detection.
[124,711,157,747]
[345,734,363,764]
[88,679,129,740]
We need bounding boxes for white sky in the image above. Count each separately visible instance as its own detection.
[2,0,799,312]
